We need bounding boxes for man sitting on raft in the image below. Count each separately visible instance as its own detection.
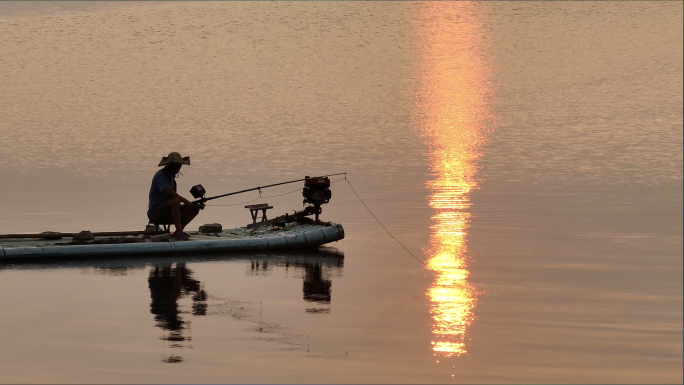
[148,152,199,241]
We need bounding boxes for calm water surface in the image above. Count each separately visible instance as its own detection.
[0,2,682,383]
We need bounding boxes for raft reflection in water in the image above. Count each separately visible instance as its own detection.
[144,250,344,363]
[0,249,344,364]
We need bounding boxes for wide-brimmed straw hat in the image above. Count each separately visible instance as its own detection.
[158,152,191,167]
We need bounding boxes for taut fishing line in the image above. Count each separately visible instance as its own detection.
[343,176,425,266]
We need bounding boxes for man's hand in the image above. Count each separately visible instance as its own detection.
[163,188,192,206]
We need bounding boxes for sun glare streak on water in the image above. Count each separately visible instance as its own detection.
[414,2,493,357]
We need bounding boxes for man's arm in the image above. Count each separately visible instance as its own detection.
[162,188,193,205]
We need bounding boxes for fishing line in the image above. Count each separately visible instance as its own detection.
[343,177,425,266]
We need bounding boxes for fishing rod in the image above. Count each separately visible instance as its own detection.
[189,172,347,210]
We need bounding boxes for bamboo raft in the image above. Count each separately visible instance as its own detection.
[0,222,345,260]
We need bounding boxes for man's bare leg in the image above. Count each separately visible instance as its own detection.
[168,198,183,236]
[181,204,199,229]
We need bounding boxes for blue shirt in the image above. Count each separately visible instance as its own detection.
[148,169,176,212]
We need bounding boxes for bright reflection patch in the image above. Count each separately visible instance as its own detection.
[414,1,493,357]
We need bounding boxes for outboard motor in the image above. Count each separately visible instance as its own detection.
[302,176,332,221]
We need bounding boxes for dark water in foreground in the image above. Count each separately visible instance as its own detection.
[0,2,682,383]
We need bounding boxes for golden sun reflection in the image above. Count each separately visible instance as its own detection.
[414,2,493,357]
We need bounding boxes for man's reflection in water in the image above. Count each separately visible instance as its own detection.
[148,263,206,362]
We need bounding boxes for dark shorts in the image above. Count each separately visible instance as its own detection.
[148,203,173,224]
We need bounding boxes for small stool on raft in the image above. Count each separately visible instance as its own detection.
[146,221,172,235]
[244,203,273,224]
